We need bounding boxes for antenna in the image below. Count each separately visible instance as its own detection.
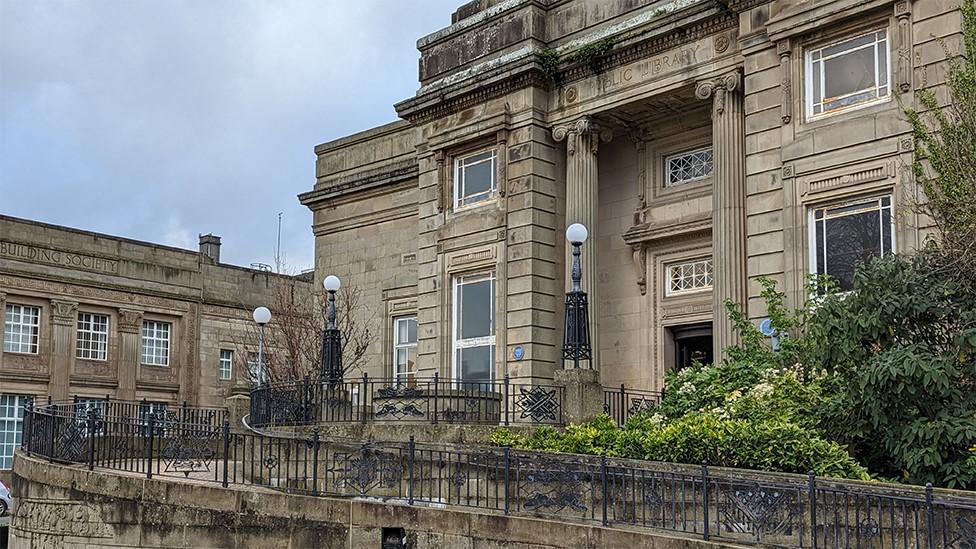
[275,212,283,273]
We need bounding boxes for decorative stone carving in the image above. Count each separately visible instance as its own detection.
[776,39,792,124]
[896,1,912,93]
[631,244,647,296]
[14,500,114,538]
[695,71,741,117]
[117,308,143,334]
[496,129,508,197]
[50,300,78,326]
[435,150,447,213]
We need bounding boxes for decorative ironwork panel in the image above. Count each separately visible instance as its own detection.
[515,387,560,422]
[945,514,976,549]
[160,427,219,478]
[721,483,798,540]
[332,444,403,496]
[56,418,88,462]
[627,396,656,417]
[519,457,592,515]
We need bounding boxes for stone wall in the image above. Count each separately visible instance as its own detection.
[8,451,735,549]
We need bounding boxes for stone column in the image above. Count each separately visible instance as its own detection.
[49,300,78,401]
[117,309,143,401]
[552,116,611,368]
[696,70,747,360]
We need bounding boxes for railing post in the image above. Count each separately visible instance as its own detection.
[503,375,510,426]
[408,435,415,505]
[222,420,230,488]
[503,446,511,515]
[23,398,33,456]
[925,483,935,549]
[47,409,56,463]
[432,372,439,425]
[601,452,609,526]
[808,471,818,549]
[87,407,96,471]
[702,462,710,541]
[146,414,156,479]
[619,384,626,424]
[312,429,320,495]
[361,372,369,424]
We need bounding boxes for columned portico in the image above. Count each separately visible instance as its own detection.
[696,70,747,359]
[552,116,612,368]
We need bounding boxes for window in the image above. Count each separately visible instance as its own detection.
[666,258,714,296]
[665,147,713,187]
[76,313,109,361]
[138,401,169,435]
[811,196,894,291]
[74,398,106,436]
[452,272,495,384]
[0,394,26,470]
[393,316,417,383]
[806,29,889,118]
[4,304,40,354]
[141,320,171,366]
[219,349,234,380]
[454,149,497,208]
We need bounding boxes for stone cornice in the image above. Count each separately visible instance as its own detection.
[299,161,419,207]
[765,0,894,42]
[396,3,737,124]
[622,217,712,247]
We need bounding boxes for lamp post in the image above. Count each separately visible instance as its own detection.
[562,223,592,369]
[252,306,272,384]
[320,275,343,383]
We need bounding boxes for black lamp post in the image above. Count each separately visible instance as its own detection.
[562,223,592,369]
[320,275,343,383]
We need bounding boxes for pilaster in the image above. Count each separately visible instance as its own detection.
[696,70,747,360]
[117,308,143,401]
[48,299,78,401]
[552,116,611,369]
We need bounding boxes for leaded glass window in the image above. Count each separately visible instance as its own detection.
[665,147,713,187]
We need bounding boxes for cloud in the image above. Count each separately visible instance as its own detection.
[0,0,459,270]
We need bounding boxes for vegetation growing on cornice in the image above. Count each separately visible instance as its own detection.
[535,38,615,87]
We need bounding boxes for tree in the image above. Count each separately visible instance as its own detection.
[233,274,378,384]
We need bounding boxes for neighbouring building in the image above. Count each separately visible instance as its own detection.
[0,214,311,478]
[301,0,946,392]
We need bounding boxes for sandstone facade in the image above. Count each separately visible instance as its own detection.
[302,0,948,393]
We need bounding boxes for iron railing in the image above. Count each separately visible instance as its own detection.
[19,401,976,549]
[249,374,565,428]
[603,385,663,425]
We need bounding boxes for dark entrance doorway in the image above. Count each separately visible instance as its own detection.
[669,323,713,370]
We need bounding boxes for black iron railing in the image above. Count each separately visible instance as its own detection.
[19,400,976,549]
[603,385,663,425]
[249,374,565,428]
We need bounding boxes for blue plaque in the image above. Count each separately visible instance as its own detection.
[513,346,524,360]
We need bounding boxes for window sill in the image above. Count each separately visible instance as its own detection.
[140,363,171,369]
[801,96,893,129]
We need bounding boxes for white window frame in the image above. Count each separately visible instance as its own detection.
[392,316,417,383]
[141,320,171,366]
[451,272,496,384]
[807,195,896,288]
[0,394,26,470]
[665,258,714,297]
[74,398,107,436]
[664,146,714,187]
[453,149,498,209]
[805,28,890,120]
[4,303,40,355]
[218,349,234,381]
[76,312,109,361]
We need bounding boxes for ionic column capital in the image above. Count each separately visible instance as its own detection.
[695,70,743,116]
[552,116,613,155]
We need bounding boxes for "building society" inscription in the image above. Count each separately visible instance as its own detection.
[0,241,119,274]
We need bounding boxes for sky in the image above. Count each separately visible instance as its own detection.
[0,0,460,271]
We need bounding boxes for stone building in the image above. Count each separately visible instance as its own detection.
[0,214,310,476]
[301,0,947,392]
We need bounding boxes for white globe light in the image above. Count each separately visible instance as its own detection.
[566,223,588,244]
[323,275,341,292]
[252,306,272,325]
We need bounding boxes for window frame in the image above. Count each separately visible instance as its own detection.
[218,349,234,381]
[392,315,418,383]
[0,394,26,470]
[4,303,41,355]
[807,195,896,289]
[665,257,715,297]
[453,148,498,210]
[76,312,110,361]
[664,146,714,188]
[451,271,496,384]
[804,28,891,120]
[140,319,172,367]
